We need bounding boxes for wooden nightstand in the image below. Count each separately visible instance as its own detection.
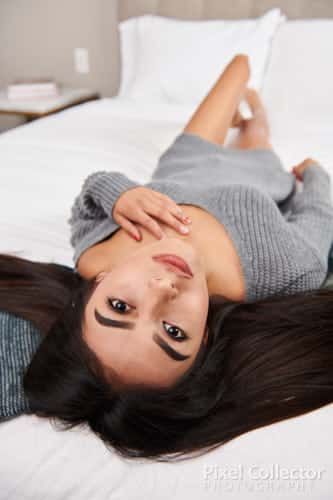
[0,86,100,123]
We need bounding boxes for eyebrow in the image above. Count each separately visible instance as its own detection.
[94,308,190,362]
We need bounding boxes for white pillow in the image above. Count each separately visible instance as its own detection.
[118,8,286,106]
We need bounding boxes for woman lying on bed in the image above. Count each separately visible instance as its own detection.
[1,54,333,460]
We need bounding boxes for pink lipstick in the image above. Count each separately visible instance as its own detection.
[152,254,193,278]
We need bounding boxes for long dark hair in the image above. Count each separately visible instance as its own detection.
[1,252,333,462]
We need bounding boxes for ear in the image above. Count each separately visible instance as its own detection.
[95,271,107,283]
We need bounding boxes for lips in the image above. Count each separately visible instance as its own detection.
[152,254,193,278]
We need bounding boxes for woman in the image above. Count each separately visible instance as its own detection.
[1,54,333,460]
[67,54,333,388]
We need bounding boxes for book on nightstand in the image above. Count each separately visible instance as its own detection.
[7,78,59,100]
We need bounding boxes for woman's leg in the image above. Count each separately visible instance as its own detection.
[183,55,250,146]
[229,88,273,151]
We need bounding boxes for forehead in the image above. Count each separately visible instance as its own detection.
[82,315,195,387]
[82,269,209,384]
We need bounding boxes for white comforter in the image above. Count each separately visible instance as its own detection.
[0,20,332,499]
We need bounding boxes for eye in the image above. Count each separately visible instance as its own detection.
[106,297,188,342]
[163,322,188,342]
[106,297,131,314]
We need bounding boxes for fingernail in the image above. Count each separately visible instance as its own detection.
[180,226,189,234]
[183,216,191,223]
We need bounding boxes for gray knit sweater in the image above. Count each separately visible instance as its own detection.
[2,134,333,421]
[68,133,333,302]
[0,311,41,420]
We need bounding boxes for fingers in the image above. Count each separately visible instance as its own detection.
[113,187,192,241]
[115,210,166,241]
[114,213,142,241]
[292,158,321,181]
[139,213,166,239]
[303,157,320,167]
[158,210,191,235]
[292,168,302,181]
[141,198,191,236]
[292,164,304,180]
[147,192,191,225]
[150,192,187,219]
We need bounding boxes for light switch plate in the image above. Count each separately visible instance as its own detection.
[74,48,90,74]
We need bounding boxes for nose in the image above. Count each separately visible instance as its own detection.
[142,277,179,322]
[148,276,178,300]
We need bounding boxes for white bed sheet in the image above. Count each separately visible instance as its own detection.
[0,20,333,500]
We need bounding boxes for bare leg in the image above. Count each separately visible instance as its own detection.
[183,55,250,146]
[229,88,273,151]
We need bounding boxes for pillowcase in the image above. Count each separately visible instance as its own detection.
[0,311,41,421]
[118,8,286,106]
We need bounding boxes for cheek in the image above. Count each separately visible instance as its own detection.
[187,290,209,332]
[194,286,209,314]
[199,291,210,328]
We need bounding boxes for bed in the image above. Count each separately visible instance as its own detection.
[1,1,333,499]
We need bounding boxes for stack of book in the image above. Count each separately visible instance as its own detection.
[7,79,59,100]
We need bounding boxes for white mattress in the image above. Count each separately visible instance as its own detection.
[1,20,333,499]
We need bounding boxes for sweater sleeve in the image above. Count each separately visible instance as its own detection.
[217,185,331,302]
[67,171,141,267]
[286,164,333,269]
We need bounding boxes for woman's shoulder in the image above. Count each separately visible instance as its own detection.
[214,184,327,301]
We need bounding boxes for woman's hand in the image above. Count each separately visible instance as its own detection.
[292,158,321,181]
[112,187,191,241]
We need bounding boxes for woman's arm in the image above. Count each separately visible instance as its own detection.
[68,171,191,274]
[287,163,333,269]
[68,171,141,269]
[183,54,250,145]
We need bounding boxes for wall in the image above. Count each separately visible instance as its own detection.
[119,0,333,20]
[0,0,120,131]
[1,0,332,132]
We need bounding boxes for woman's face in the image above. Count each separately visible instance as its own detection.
[83,237,209,388]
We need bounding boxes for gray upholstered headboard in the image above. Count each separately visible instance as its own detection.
[118,0,333,21]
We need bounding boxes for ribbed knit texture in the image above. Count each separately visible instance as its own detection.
[0,311,41,420]
[3,132,332,420]
[68,132,333,302]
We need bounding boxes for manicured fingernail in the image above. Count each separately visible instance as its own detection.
[180,226,189,234]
